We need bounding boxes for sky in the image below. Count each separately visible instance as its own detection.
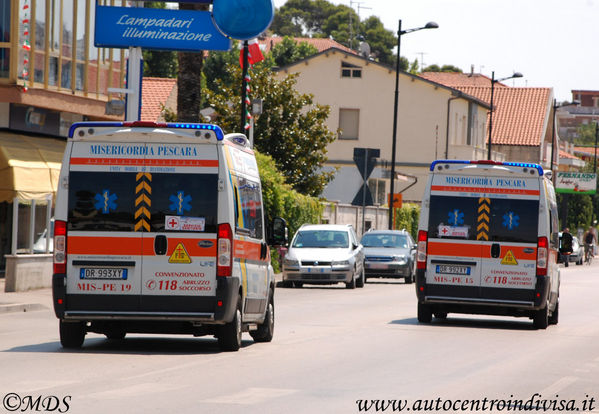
[272,0,599,102]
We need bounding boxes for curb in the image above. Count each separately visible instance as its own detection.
[0,303,47,314]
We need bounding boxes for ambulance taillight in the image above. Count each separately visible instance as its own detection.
[417,230,428,270]
[217,223,233,277]
[536,236,548,276]
[53,220,67,274]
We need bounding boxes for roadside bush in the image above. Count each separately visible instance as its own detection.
[257,152,323,271]
[393,204,420,240]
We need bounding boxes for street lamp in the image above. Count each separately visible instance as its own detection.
[388,19,438,230]
[550,99,579,173]
[487,71,523,160]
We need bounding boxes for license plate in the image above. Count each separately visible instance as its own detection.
[436,265,471,275]
[80,268,128,280]
[368,263,388,269]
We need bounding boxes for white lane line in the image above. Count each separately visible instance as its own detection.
[201,387,298,405]
[539,376,579,397]
[86,383,180,399]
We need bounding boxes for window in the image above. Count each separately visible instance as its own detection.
[341,61,362,78]
[233,176,263,239]
[428,195,539,243]
[292,230,349,248]
[339,108,359,140]
[368,178,386,205]
[68,172,219,234]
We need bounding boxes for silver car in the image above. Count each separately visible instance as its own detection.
[360,229,416,284]
[282,224,365,289]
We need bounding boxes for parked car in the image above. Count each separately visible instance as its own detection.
[570,236,584,265]
[282,224,364,289]
[360,229,417,283]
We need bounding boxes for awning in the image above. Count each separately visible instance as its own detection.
[0,131,66,203]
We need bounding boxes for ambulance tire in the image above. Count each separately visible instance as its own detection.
[251,292,274,343]
[59,320,85,349]
[417,303,432,323]
[434,312,448,320]
[218,298,242,352]
[533,305,549,329]
[548,302,559,325]
[356,268,365,288]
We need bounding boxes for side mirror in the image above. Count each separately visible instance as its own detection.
[268,217,288,246]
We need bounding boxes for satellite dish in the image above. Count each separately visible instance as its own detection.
[359,41,371,58]
[212,0,275,40]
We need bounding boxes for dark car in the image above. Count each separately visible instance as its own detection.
[360,229,416,283]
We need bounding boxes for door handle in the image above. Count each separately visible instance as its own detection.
[491,243,500,258]
[155,235,167,255]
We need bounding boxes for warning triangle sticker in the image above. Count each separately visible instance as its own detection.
[501,250,518,265]
[169,243,192,264]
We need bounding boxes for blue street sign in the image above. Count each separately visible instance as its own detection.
[95,5,232,52]
[212,0,274,40]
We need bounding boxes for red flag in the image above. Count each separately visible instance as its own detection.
[239,38,264,68]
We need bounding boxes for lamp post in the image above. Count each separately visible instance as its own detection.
[487,71,523,160]
[550,99,579,173]
[388,19,438,230]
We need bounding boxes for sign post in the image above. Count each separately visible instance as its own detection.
[352,148,380,234]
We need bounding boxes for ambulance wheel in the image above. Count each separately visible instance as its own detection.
[356,269,365,288]
[59,321,85,349]
[548,302,559,325]
[293,281,303,288]
[251,293,274,343]
[434,312,448,319]
[417,303,432,323]
[218,299,242,352]
[533,305,549,329]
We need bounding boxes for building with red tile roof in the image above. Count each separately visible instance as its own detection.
[257,36,356,55]
[421,72,555,167]
[140,77,177,122]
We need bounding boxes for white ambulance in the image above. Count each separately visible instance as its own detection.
[52,121,287,351]
[416,160,560,329]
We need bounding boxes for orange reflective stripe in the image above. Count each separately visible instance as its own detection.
[70,157,218,167]
[234,239,263,261]
[431,185,540,196]
[429,241,537,260]
[68,236,142,255]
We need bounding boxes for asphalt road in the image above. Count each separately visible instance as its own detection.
[1,262,598,413]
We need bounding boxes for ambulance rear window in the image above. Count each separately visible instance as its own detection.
[68,172,218,233]
[428,195,539,243]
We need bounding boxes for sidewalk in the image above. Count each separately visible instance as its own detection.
[0,278,52,314]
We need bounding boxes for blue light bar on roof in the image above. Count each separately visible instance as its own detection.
[430,159,544,175]
[69,121,224,140]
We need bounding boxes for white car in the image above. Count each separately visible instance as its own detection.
[282,224,365,289]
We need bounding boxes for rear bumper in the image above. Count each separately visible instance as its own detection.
[415,269,550,313]
[53,273,239,325]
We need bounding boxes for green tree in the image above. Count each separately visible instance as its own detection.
[177,3,208,122]
[422,64,463,73]
[558,193,594,231]
[142,2,177,78]
[574,123,598,146]
[270,36,319,67]
[271,0,397,65]
[204,62,336,196]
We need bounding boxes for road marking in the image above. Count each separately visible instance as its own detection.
[539,376,578,396]
[201,387,298,405]
[86,383,180,399]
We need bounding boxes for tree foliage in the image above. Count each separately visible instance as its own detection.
[574,123,599,146]
[270,0,396,65]
[203,59,336,196]
[422,64,463,73]
[558,193,594,231]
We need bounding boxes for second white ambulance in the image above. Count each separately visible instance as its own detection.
[416,160,560,329]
